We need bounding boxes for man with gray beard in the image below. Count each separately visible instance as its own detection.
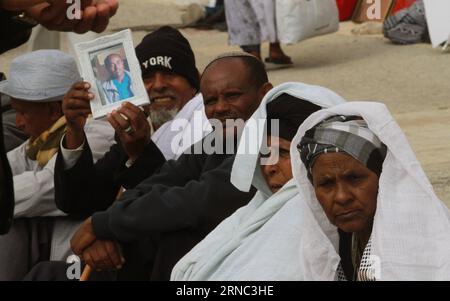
[54,26,208,217]
[150,106,179,130]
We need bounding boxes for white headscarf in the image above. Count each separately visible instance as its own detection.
[291,101,450,280]
[170,82,346,281]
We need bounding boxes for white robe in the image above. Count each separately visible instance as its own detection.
[3,118,115,264]
[170,82,346,280]
[291,102,450,280]
[224,0,278,46]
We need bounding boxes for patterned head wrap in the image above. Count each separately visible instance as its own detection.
[297,115,387,182]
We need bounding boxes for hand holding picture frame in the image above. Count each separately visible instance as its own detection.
[74,29,150,119]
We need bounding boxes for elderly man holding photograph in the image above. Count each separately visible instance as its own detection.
[55,26,206,217]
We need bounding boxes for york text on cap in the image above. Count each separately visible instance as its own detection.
[142,56,172,70]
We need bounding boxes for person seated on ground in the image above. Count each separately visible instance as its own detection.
[171,82,345,280]
[0,49,115,281]
[65,52,272,281]
[294,102,450,280]
[56,26,210,217]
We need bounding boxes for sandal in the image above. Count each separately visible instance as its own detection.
[264,56,293,65]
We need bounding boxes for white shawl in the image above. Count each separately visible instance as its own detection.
[170,82,346,281]
[151,94,212,160]
[292,102,450,280]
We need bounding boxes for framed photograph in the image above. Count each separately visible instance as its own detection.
[74,29,149,119]
[352,0,395,23]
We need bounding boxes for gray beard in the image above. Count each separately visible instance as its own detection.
[150,107,180,130]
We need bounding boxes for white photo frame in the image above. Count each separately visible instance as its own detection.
[74,29,149,119]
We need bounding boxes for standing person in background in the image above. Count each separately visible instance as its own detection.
[224,0,292,66]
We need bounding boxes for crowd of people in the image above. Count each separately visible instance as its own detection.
[0,0,449,282]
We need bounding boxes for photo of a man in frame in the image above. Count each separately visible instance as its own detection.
[90,45,135,105]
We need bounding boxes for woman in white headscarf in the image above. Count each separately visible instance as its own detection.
[170,82,346,281]
[293,101,450,281]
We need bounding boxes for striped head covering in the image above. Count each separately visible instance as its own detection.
[298,115,387,181]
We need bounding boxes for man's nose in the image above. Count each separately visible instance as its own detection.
[213,98,231,115]
[262,161,278,177]
[152,73,167,92]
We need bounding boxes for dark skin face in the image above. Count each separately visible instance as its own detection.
[311,152,379,241]
[143,70,196,114]
[261,136,293,193]
[201,58,273,135]
[11,98,63,141]
[105,54,125,82]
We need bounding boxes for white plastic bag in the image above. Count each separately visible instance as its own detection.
[276,0,340,44]
[423,0,450,49]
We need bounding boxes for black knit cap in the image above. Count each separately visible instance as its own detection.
[267,93,322,141]
[135,26,200,91]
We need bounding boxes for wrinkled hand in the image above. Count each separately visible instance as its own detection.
[71,217,97,256]
[23,0,119,34]
[82,240,125,271]
[107,102,151,163]
[62,81,94,149]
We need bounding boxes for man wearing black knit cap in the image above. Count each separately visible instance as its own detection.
[135,26,200,131]
[54,26,206,222]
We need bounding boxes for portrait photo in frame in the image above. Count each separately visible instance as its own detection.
[74,29,149,119]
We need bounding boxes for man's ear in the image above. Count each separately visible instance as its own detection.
[259,82,273,98]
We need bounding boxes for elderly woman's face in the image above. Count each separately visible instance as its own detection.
[311,152,379,233]
[261,136,293,193]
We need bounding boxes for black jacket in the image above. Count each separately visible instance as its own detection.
[0,10,34,55]
[0,11,35,234]
[91,148,255,242]
[90,139,256,280]
[54,137,166,218]
[0,109,14,234]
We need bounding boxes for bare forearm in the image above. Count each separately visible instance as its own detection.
[65,127,86,149]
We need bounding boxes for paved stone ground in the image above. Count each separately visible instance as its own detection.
[1,0,449,206]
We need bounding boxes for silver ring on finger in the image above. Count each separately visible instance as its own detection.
[124,125,134,134]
